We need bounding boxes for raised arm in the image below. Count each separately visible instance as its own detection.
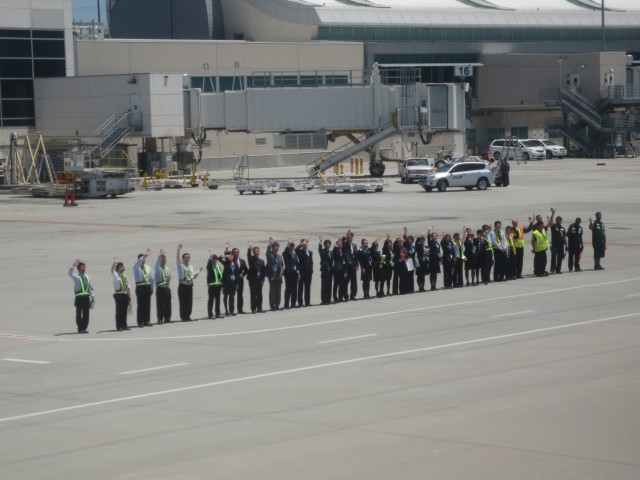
[110,256,118,274]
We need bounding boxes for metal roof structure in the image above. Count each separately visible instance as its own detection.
[243,0,640,26]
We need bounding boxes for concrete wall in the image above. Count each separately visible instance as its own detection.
[34,74,184,137]
[75,40,364,77]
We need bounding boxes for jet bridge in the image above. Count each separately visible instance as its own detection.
[185,64,466,177]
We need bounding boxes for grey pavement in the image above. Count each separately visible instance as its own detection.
[1,157,640,479]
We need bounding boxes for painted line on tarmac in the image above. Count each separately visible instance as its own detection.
[63,277,640,342]
[317,334,378,344]
[3,358,50,364]
[491,310,536,318]
[626,293,640,298]
[0,218,359,238]
[119,363,189,375]
[0,334,62,342]
[1,311,638,424]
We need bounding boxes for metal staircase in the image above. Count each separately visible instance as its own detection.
[307,124,396,178]
[83,112,132,165]
[560,88,635,157]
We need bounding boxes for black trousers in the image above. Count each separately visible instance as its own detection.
[348,267,358,299]
[550,244,565,273]
[284,272,298,308]
[136,284,152,326]
[361,269,371,298]
[207,284,222,317]
[156,286,172,323]
[568,247,581,271]
[534,250,547,276]
[114,293,129,330]
[320,271,332,304]
[333,272,347,301]
[392,266,400,295]
[515,247,524,278]
[453,259,463,287]
[297,272,312,306]
[236,278,245,313]
[74,295,90,332]
[493,250,506,282]
[223,289,236,315]
[443,258,454,288]
[178,284,193,320]
[269,278,282,310]
[248,279,264,312]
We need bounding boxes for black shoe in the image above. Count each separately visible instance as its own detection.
[238,310,244,314]
[575,268,582,272]
[83,330,89,334]
[182,319,192,322]
[258,309,265,313]
[231,313,237,316]
[164,320,171,324]
[122,327,130,331]
[117,327,122,331]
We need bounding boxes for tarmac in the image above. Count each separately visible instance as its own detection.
[1,157,640,480]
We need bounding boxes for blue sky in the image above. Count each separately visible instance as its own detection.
[72,0,108,23]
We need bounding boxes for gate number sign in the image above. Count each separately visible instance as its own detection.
[454,65,474,77]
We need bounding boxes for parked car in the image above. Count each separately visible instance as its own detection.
[489,139,545,161]
[528,139,567,159]
[398,157,435,183]
[418,161,496,192]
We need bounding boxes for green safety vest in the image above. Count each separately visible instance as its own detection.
[136,264,152,286]
[75,274,90,297]
[156,266,170,287]
[209,263,223,286]
[115,273,129,294]
[456,241,466,261]
[180,265,194,285]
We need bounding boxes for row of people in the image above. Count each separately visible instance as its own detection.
[68,210,606,333]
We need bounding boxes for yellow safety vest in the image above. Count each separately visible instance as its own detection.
[532,229,548,253]
[513,226,525,248]
[209,263,223,286]
[507,235,516,255]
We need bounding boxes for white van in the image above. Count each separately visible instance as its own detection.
[489,139,545,161]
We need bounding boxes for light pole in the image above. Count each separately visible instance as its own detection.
[557,57,565,91]
[602,0,606,52]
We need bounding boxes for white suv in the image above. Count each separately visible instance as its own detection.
[418,161,496,192]
[529,139,567,159]
[489,139,545,161]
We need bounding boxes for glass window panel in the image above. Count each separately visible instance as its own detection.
[32,30,64,39]
[33,40,65,58]
[2,99,35,118]
[0,39,31,57]
[451,28,463,41]
[409,28,421,40]
[33,59,65,77]
[0,59,32,78]
[463,28,473,41]
[441,28,451,41]
[352,27,364,40]
[431,28,442,41]
[0,29,30,38]
[374,27,386,41]
[317,27,329,40]
[3,117,35,127]
[1,79,33,98]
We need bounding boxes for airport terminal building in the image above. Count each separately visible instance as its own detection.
[1,0,640,173]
